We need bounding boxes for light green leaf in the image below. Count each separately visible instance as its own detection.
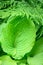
[0,15,36,59]
[30,37,43,56]
[27,53,43,65]
[19,63,26,65]
[0,55,17,65]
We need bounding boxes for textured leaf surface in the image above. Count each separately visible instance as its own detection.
[0,15,36,59]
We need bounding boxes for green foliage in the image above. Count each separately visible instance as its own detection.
[27,53,43,65]
[0,0,43,65]
[0,15,36,59]
[0,55,17,65]
[29,37,43,56]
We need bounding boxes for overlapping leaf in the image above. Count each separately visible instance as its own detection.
[30,37,43,56]
[0,15,36,59]
[27,53,43,65]
[0,55,17,65]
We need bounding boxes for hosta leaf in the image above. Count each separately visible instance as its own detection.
[18,63,26,65]
[0,15,36,59]
[27,53,43,65]
[30,37,43,56]
[0,55,17,65]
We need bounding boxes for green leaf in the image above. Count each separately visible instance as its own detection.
[27,53,43,65]
[0,55,17,65]
[30,37,43,56]
[18,63,26,65]
[0,15,36,59]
